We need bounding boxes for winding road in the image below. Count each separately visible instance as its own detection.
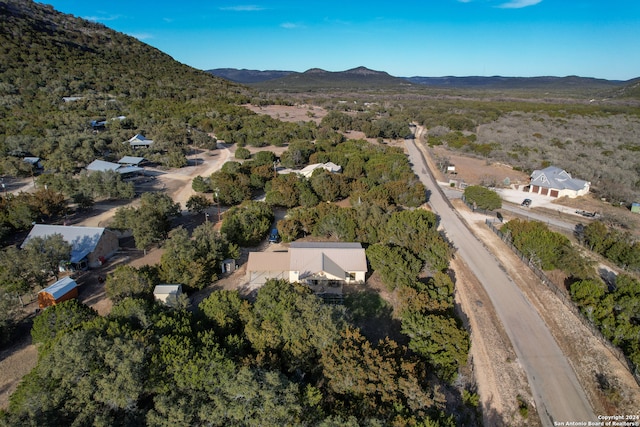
[405,136,595,426]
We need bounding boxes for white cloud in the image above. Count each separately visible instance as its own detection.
[456,0,543,7]
[219,5,265,12]
[497,0,543,9]
[280,22,303,29]
[130,33,153,41]
[83,14,120,22]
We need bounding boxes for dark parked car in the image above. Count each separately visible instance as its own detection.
[268,228,280,243]
[521,198,532,207]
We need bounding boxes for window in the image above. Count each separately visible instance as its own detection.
[347,272,356,280]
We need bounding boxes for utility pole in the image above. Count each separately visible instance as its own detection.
[214,187,221,222]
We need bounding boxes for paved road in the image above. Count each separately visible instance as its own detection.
[439,184,580,232]
[405,138,595,426]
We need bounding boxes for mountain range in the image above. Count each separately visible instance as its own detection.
[208,67,640,95]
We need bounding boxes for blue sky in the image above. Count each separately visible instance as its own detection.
[42,1,639,80]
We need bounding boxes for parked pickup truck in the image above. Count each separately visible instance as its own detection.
[575,210,597,218]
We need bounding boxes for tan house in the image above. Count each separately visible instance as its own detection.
[246,242,367,293]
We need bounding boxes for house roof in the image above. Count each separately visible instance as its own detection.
[86,160,142,175]
[153,284,182,295]
[247,252,291,272]
[247,242,367,279]
[23,157,40,165]
[289,242,367,277]
[86,159,121,172]
[40,276,77,300]
[530,166,589,191]
[298,162,342,177]
[115,166,144,175]
[22,224,108,263]
[118,156,145,166]
[127,134,154,146]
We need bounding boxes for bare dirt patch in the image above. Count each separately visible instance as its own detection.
[243,103,327,124]
[429,146,530,187]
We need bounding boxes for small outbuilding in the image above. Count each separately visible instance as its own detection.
[38,276,78,308]
[153,284,183,306]
[631,202,640,214]
[221,258,237,274]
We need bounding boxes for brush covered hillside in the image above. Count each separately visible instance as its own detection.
[0,0,260,174]
[250,66,411,91]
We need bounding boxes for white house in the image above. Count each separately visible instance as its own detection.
[527,166,590,198]
[246,242,367,293]
[126,134,154,148]
[298,162,342,178]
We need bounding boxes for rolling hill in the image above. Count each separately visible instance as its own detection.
[222,66,413,91]
[0,0,251,141]
[208,67,639,98]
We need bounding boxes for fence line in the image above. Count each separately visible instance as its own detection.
[485,219,640,387]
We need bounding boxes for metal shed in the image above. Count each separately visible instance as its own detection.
[38,276,78,309]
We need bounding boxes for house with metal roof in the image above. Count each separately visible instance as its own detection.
[527,166,590,198]
[298,162,342,178]
[126,134,154,148]
[38,276,78,308]
[117,156,145,166]
[246,242,367,293]
[22,224,119,270]
[86,159,143,176]
[23,157,43,168]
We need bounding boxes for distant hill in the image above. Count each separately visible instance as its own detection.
[207,68,294,83]
[607,77,640,99]
[0,0,264,177]
[248,66,412,90]
[209,67,639,96]
[404,75,625,91]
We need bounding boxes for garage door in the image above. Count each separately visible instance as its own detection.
[540,187,548,196]
[550,189,559,198]
[531,185,539,193]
